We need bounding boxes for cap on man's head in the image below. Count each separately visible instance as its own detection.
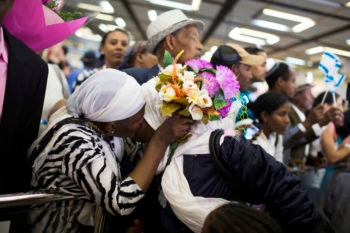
[211,44,264,68]
[295,72,313,93]
[81,50,97,64]
[146,9,204,53]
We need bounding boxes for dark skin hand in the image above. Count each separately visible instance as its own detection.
[129,115,194,192]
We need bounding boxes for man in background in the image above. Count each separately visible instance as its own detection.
[122,9,204,84]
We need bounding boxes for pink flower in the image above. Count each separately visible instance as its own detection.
[200,71,219,97]
[216,65,240,100]
[185,59,213,73]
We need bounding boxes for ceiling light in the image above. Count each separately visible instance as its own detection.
[210,46,218,53]
[346,39,350,46]
[99,24,120,33]
[148,10,157,22]
[345,1,350,7]
[77,3,102,12]
[325,47,350,58]
[285,57,306,66]
[145,0,202,11]
[115,17,126,28]
[262,8,315,33]
[305,46,350,58]
[75,27,102,42]
[305,46,324,55]
[95,13,114,21]
[307,0,341,7]
[251,19,290,32]
[100,1,114,14]
[228,27,280,46]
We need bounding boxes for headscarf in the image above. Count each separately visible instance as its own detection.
[67,69,145,122]
[141,78,236,233]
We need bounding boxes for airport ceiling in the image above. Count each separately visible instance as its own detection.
[64,0,350,74]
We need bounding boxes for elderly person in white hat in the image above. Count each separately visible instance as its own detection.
[28,69,193,232]
[122,9,204,84]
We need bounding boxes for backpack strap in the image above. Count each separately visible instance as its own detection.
[209,129,245,202]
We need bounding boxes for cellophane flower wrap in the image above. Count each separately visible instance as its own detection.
[155,50,240,124]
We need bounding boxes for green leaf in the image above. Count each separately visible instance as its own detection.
[163,50,174,67]
[213,89,227,109]
[177,106,191,117]
[158,73,173,83]
[161,102,181,117]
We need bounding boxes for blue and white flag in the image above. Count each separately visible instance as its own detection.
[318,51,346,91]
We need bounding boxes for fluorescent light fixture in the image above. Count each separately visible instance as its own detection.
[99,24,121,33]
[115,17,126,28]
[228,27,279,46]
[148,10,157,22]
[210,46,218,53]
[285,57,306,66]
[145,0,202,11]
[346,39,350,46]
[95,13,114,21]
[75,27,102,42]
[100,1,114,14]
[262,8,315,33]
[201,51,213,62]
[345,1,350,7]
[305,46,324,55]
[305,46,350,57]
[77,3,102,12]
[251,19,290,32]
[307,0,340,7]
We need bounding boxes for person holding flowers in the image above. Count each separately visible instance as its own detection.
[131,52,326,233]
[122,9,204,85]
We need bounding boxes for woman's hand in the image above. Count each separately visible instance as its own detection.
[154,115,194,145]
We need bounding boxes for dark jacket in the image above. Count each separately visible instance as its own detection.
[183,135,319,233]
[0,28,48,194]
[122,64,160,85]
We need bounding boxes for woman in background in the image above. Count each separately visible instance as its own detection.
[73,28,130,91]
[249,92,291,163]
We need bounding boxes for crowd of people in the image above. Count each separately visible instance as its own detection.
[1,1,349,233]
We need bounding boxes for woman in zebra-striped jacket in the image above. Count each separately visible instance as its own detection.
[28,69,193,231]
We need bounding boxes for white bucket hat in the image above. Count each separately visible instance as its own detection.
[146,9,204,52]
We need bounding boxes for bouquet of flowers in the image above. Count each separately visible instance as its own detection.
[155,50,240,124]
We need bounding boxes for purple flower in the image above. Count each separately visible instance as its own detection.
[200,71,219,97]
[186,59,213,73]
[217,99,232,118]
[42,0,50,3]
[216,65,240,100]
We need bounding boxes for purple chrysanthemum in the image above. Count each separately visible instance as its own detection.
[186,59,213,73]
[217,99,232,118]
[216,65,240,100]
[200,71,219,97]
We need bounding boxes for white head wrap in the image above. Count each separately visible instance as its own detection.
[67,69,145,122]
[141,78,237,233]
